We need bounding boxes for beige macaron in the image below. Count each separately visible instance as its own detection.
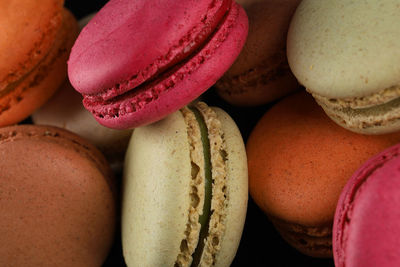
[287,0,400,134]
[121,102,248,266]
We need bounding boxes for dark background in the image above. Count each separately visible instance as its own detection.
[63,1,335,266]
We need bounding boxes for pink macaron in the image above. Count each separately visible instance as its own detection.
[68,0,248,129]
[333,143,400,267]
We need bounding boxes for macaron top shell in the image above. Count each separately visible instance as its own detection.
[0,0,63,91]
[69,0,232,95]
[287,0,400,99]
[0,125,116,266]
[333,144,400,267]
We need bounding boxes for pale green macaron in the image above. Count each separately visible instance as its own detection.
[121,102,248,266]
[287,0,400,134]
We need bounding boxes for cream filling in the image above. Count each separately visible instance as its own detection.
[175,102,228,267]
[195,102,228,267]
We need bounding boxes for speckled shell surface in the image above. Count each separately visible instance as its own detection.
[287,0,400,99]
[122,111,192,266]
[0,125,116,267]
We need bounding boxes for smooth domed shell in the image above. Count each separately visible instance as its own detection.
[0,125,116,266]
[287,0,400,98]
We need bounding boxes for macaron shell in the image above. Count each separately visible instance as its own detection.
[333,144,400,267]
[216,0,301,106]
[122,111,192,266]
[287,0,400,99]
[0,125,116,266]
[211,107,248,266]
[0,0,63,90]
[0,9,79,126]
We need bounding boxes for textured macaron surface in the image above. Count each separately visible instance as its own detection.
[0,125,116,266]
[287,0,400,99]
[68,0,248,128]
[333,144,400,267]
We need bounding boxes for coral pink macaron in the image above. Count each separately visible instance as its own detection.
[68,0,249,129]
[333,143,400,267]
[246,91,400,258]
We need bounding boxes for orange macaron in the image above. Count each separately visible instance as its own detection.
[0,0,78,126]
[246,91,400,257]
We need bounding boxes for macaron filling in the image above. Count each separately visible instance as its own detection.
[82,1,241,120]
[190,106,214,267]
[177,102,228,266]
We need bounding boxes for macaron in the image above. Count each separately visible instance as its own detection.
[68,0,249,129]
[246,91,400,257]
[287,0,400,134]
[32,12,132,172]
[215,0,301,106]
[0,125,116,266]
[0,0,79,127]
[333,143,400,267]
[122,102,248,266]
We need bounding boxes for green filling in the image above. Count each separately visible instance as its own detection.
[189,106,213,267]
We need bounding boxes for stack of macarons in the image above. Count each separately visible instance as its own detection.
[3,0,400,266]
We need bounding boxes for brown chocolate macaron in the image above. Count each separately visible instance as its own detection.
[246,91,400,257]
[0,125,116,266]
[215,0,301,106]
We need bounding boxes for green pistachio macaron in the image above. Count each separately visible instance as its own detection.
[287,0,400,134]
[121,102,248,266]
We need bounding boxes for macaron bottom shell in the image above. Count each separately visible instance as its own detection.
[315,93,400,135]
